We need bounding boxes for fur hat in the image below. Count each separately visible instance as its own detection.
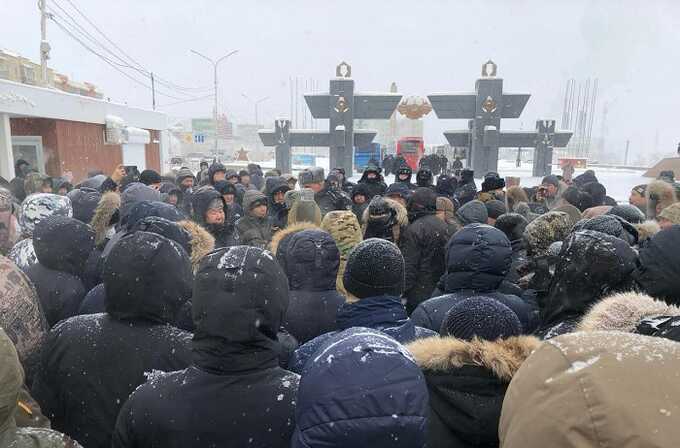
[495,213,529,242]
[523,211,572,257]
[658,202,680,225]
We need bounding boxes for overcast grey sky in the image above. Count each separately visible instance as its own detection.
[4,0,680,161]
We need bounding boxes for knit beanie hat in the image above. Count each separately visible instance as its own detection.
[541,175,560,188]
[608,204,645,224]
[343,238,405,299]
[440,296,523,340]
[485,200,507,219]
[456,200,488,225]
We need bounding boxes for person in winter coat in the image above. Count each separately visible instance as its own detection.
[67,186,101,223]
[320,210,363,297]
[455,199,488,226]
[281,229,345,344]
[535,175,568,210]
[329,167,355,194]
[537,230,637,339]
[174,167,195,216]
[0,255,48,393]
[499,331,680,448]
[645,179,678,219]
[291,328,429,448]
[436,174,458,199]
[577,291,680,343]
[24,172,53,196]
[33,232,193,448]
[416,168,435,190]
[454,169,477,205]
[206,162,226,186]
[286,189,323,226]
[350,183,370,224]
[495,213,529,284]
[214,180,243,225]
[9,193,73,271]
[401,188,449,313]
[248,162,265,190]
[299,167,350,216]
[436,196,460,237]
[191,186,237,248]
[289,239,437,373]
[633,226,680,304]
[357,165,387,199]
[236,189,273,249]
[0,328,82,447]
[412,223,537,334]
[0,188,19,255]
[392,165,418,190]
[112,246,300,448]
[24,216,94,327]
[385,182,411,207]
[9,159,31,202]
[407,297,540,448]
[362,195,409,245]
[265,176,291,231]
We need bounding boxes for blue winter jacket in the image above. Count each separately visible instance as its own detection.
[288,295,436,374]
[291,327,428,448]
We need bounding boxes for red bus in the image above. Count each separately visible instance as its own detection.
[396,137,425,170]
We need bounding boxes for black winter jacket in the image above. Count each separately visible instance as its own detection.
[633,226,680,306]
[191,186,238,248]
[112,246,299,448]
[537,230,638,339]
[407,335,540,448]
[25,216,95,327]
[281,229,345,344]
[412,224,537,333]
[32,232,193,448]
[401,191,449,313]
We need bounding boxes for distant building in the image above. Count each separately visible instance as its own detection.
[0,49,103,98]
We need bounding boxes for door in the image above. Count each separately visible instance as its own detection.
[11,136,45,174]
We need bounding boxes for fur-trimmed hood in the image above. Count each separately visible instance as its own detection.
[270,221,318,255]
[577,291,680,333]
[177,220,215,271]
[634,220,660,243]
[90,192,120,246]
[361,196,408,228]
[407,335,540,381]
[646,179,677,218]
[361,196,408,243]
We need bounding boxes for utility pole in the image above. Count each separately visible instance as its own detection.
[150,73,156,110]
[190,49,239,153]
[39,0,51,86]
[624,140,630,166]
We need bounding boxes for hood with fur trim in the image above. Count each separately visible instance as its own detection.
[407,335,540,448]
[408,335,540,381]
[90,192,121,246]
[634,220,660,243]
[578,291,680,333]
[362,196,408,243]
[320,211,363,299]
[270,221,318,256]
[646,179,677,219]
[177,220,215,271]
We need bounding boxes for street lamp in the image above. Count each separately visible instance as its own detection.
[242,93,270,126]
[190,49,239,153]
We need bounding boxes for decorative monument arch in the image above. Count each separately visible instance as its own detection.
[428,60,572,177]
[259,62,402,174]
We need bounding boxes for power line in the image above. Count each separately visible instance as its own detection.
[51,0,212,94]
[159,94,215,107]
[49,16,192,101]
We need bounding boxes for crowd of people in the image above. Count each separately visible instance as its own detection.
[0,155,679,447]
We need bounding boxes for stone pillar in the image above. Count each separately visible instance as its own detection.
[329,78,354,174]
[471,78,503,175]
[274,119,292,174]
[0,114,14,181]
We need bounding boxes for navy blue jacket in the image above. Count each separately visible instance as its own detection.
[413,224,538,333]
[289,295,436,373]
[291,327,428,447]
